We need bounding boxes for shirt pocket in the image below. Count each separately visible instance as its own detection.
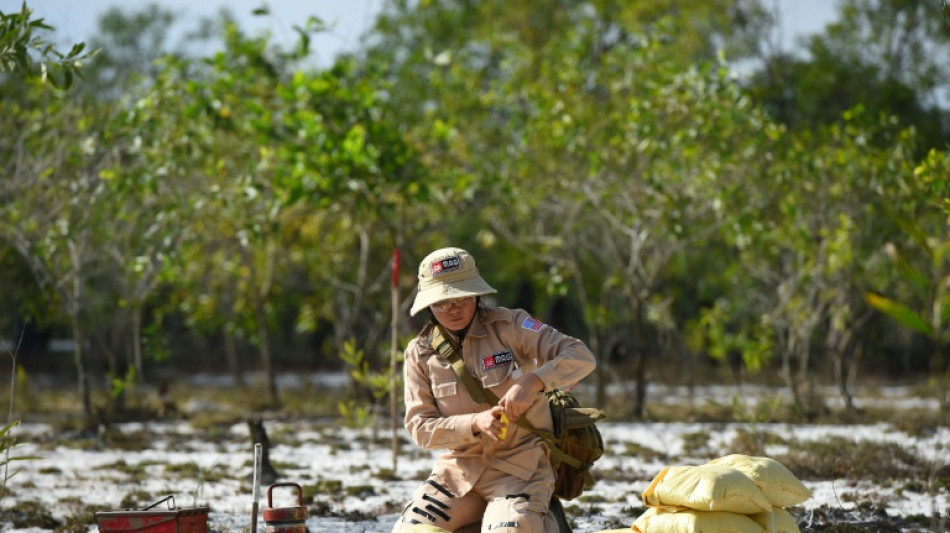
[430,373,466,415]
[432,379,458,399]
[478,360,514,389]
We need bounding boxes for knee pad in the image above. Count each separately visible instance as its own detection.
[482,494,547,533]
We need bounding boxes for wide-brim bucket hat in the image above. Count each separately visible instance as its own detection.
[410,247,497,316]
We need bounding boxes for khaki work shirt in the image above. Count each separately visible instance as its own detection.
[403,307,596,497]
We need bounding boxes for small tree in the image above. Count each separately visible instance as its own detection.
[866,147,950,426]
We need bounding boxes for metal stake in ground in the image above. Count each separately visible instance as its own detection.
[252,443,262,533]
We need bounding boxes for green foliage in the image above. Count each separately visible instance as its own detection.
[0,2,94,88]
[1,419,40,499]
[107,367,138,400]
[337,338,399,428]
[866,293,933,337]
[695,300,774,373]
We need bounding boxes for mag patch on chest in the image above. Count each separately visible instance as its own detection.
[482,349,513,371]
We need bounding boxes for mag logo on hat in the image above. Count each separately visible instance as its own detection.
[430,256,462,276]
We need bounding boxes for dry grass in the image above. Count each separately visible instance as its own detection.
[1,374,946,532]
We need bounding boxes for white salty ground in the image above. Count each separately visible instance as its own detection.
[2,377,948,533]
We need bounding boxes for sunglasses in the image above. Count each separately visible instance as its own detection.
[431,297,475,312]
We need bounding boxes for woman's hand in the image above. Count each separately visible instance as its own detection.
[471,405,506,441]
[498,372,544,422]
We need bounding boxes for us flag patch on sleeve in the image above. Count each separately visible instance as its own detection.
[521,317,545,331]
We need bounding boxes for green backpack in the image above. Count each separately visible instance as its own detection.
[431,325,607,501]
[544,388,606,500]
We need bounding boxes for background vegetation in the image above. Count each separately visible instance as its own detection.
[1,0,948,431]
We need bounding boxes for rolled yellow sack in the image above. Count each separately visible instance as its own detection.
[750,507,802,533]
[707,454,811,508]
[632,507,762,533]
[642,464,772,514]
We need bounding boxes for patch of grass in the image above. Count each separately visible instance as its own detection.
[328,442,352,453]
[302,479,343,501]
[58,502,110,533]
[621,505,647,519]
[617,441,667,463]
[777,436,925,483]
[46,430,101,451]
[374,468,398,481]
[163,462,231,483]
[574,503,603,516]
[577,493,608,503]
[889,409,942,438]
[728,427,788,456]
[680,430,711,457]
[593,516,634,530]
[96,459,150,481]
[795,503,905,533]
[0,500,59,529]
[271,460,305,471]
[345,484,376,497]
[119,489,157,509]
[593,465,650,484]
[186,412,244,431]
[165,461,201,477]
[902,513,935,528]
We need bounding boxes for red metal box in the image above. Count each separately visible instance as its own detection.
[95,507,209,533]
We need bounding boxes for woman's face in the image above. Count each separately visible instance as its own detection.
[430,297,477,333]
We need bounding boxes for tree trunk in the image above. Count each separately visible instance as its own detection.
[778,327,802,409]
[131,306,144,383]
[223,327,245,388]
[594,342,606,410]
[67,241,94,431]
[798,343,814,409]
[71,311,93,431]
[255,301,278,406]
[632,301,647,418]
[828,326,856,412]
[247,417,279,485]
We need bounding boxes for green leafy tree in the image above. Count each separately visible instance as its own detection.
[867,147,950,425]
[0,87,118,429]
[747,0,950,153]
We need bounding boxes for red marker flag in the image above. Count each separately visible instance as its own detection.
[391,248,400,288]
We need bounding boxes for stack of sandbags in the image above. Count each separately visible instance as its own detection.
[633,454,811,533]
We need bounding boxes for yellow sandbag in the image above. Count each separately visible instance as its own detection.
[707,454,811,507]
[632,507,762,533]
[750,507,801,533]
[642,464,772,514]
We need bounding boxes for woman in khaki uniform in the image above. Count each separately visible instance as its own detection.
[393,247,596,533]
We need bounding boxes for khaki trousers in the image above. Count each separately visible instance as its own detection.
[394,456,558,533]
